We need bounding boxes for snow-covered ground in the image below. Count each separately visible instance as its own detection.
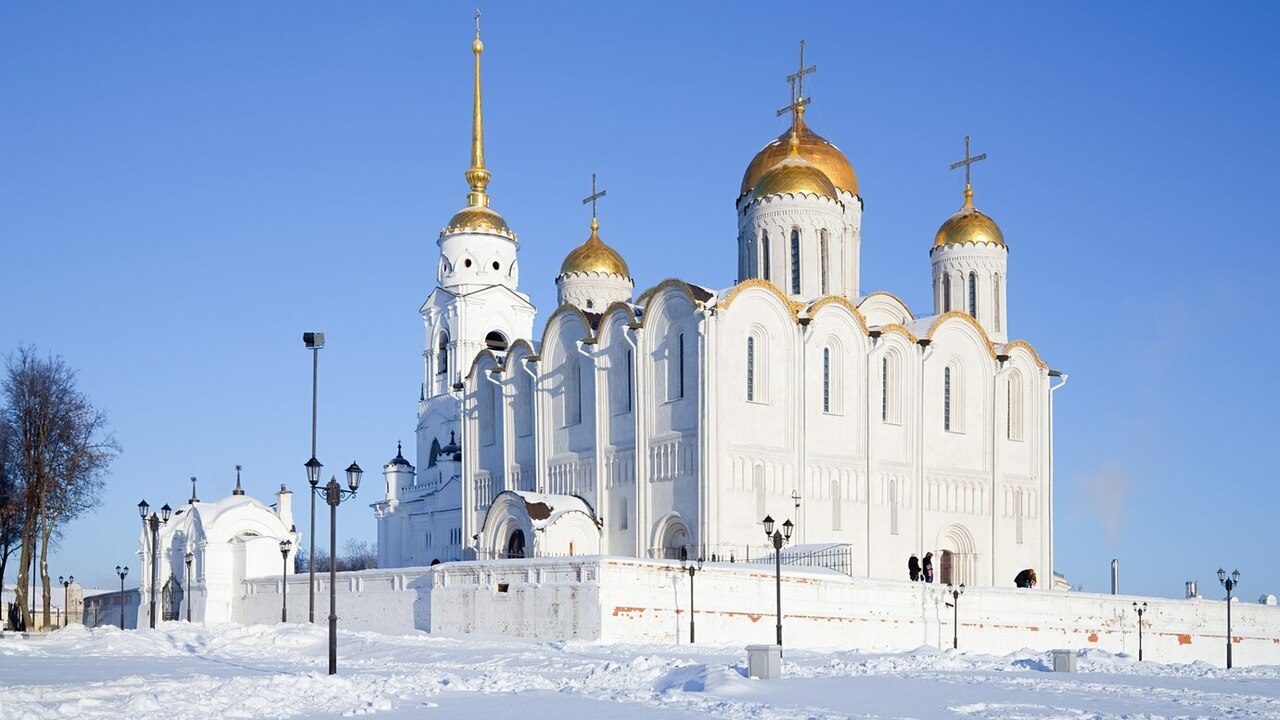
[2,622,1278,719]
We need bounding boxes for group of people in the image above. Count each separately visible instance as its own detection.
[907,553,935,583]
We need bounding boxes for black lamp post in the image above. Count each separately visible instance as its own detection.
[946,584,965,649]
[762,515,794,648]
[115,565,128,629]
[280,539,293,623]
[682,555,704,643]
[311,462,361,675]
[59,575,73,627]
[1218,567,1241,669]
[1133,601,1147,661]
[303,331,324,623]
[305,455,323,623]
[137,500,171,629]
[184,552,194,622]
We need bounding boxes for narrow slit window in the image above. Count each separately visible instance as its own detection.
[994,274,1002,332]
[761,232,771,281]
[747,336,756,401]
[968,272,977,318]
[790,229,801,295]
[943,274,952,313]
[820,230,829,295]
[944,367,952,431]
[822,347,831,413]
[881,356,889,421]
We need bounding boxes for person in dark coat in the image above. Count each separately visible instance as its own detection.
[908,555,921,582]
[1014,568,1038,588]
[922,552,935,583]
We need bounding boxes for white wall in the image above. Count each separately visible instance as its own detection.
[238,568,432,634]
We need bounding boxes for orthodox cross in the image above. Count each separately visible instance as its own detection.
[776,39,817,117]
[474,7,480,35]
[949,135,988,186]
[582,173,607,219]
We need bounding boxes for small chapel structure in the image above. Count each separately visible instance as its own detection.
[134,471,298,626]
[372,27,1065,588]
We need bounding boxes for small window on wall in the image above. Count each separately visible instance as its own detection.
[565,357,582,426]
[943,274,952,313]
[481,379,497,446]
[819,230,830,295]
[437,331,450,375]
[666,333,685,401]
[1007,371,1024,441]
[822,348,831,413]
[944,367,952,431]
[747,337,756,401]
[881,353,901,424]
[968,272,977,318]
[994,274,1002,332]
[515,372,533,438]
[761,232,771,281]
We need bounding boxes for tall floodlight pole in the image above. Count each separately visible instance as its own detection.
[1218,568,1240,669]
[303,332,324,623]
[313,463,361,675]
[115,566,128,628]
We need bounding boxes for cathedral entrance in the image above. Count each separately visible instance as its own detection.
[506,529,526,559]
[651,513,691,560]
[161,576,183,621]
[940,550,954,586]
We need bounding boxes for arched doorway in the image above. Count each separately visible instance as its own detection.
[651,513,691,560]
[937,524,977,586]
[161,576,183,621]
[506,529,526,559]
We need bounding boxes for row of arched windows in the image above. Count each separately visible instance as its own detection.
[752,227,832,295]
[939,271,1003,332]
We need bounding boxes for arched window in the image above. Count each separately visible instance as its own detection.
[944,367,952,431]
[819,230,830,295]
[437,331,450,375]
[1007,370,1023,441]
[485,330,508,352]
[822,347,831,413]
[942,274,952,313]
[761,231,771,281]
[666,332,686,401]
[790,229,801,295]
[746,336,756,402]
[993,274,1002,332]
[881,353,900,423]
[968,272,977,318]
[515,371,533,438]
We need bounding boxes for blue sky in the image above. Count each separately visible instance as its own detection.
[1,3,1277,599]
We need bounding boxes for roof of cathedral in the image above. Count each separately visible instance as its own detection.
[741,108,858,197]
[933,185,1005,248]
[559,218,631,277]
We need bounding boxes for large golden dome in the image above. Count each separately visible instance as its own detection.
[934,187,1005,248]
[560,219,630,277]
[741,110,857,197]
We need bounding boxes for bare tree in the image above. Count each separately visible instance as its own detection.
[338,538,377,572]
[0,416,23,610]
[3,346,118,629]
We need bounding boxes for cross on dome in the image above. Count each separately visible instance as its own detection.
[776,40,817,119]
[949,135,988,206]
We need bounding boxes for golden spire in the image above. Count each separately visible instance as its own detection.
[465,8,491,208]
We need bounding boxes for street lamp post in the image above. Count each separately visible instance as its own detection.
[1133,601,1147,661]
[682,555,704,643]
[137,500,171,629]
[311,463,361,675]
[303,332,324,624]
[280,539,293,623]
[115,565,128,629]
[59,575,73,627]
[1218,567,1241,669]
[762,515,794,648]
[184,552,194,622]
[946,584,965,649]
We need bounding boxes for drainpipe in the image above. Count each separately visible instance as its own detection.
[865,329,882,576]
[622,323,646,556]
[1047,370,1068,583]
[575,339,605,547]
[916,338,935,567]
[519,356,543,493]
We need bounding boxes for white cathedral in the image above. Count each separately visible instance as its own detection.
[371,27,1066,589]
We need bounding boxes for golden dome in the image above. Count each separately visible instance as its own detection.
[933,186,1005,248]
[560,218,630,277]
[444,204,515,239]
[741,110,858,196]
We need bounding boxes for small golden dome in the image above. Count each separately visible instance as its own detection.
[741,110,857,196]
[933,186,1005,248]
[560,218,630,277]
[444,205,514,239]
